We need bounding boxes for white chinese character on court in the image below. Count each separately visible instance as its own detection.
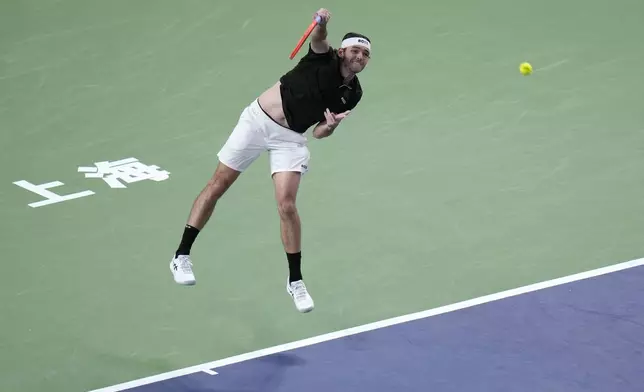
[78,157,170,189]
[13,180,95,208]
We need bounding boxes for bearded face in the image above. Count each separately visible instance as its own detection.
[339,45,370,74]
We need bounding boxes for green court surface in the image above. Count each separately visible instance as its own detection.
[1,1,643,391]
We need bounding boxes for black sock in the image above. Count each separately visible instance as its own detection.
[175,224,200,257]
[287,251,302,283]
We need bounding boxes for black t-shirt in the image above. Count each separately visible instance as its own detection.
[279,44,363,134]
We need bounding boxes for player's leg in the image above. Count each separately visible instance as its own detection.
[186,162,241,231]
[269,136,313,313]
[273,171,303,277]
[170,103,265,285]
[272,170,314,313]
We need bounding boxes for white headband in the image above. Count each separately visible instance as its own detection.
[341,37,371,51]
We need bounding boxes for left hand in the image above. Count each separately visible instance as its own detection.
[323,108,350,130]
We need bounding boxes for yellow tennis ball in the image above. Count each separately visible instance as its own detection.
[519,62,533,75]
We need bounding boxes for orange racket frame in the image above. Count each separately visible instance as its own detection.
[289,15,322,60]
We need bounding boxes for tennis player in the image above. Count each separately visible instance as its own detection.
[169,8,371,313]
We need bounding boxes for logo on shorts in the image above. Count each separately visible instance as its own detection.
[301,164,308,170]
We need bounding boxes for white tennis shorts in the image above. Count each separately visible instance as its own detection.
[217,100,310,175]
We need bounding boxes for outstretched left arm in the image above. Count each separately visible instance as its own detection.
[312,109,351,139]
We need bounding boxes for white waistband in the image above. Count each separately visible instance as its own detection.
[248,100,306,143]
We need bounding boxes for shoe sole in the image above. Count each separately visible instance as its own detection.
[298,305,314,313]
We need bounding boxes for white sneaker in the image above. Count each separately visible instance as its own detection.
[286,278,314,313]
[170,254,196,285]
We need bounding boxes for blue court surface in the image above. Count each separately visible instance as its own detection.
[92,259,644,392]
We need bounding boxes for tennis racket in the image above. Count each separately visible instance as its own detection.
[289,15,322,60]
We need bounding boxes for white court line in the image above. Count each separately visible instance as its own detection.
[89,257,644,392]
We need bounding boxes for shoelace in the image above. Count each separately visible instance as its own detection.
[291,282,309,300]
[176,256,193,273]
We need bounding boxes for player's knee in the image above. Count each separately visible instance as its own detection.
[277,198,298,219]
